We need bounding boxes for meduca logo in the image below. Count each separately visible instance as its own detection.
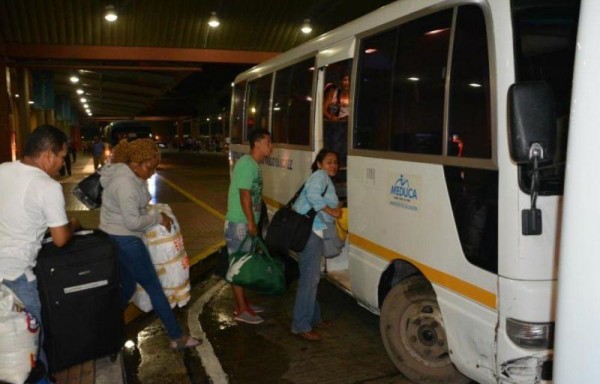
[389,174,419,211]
[390,175,418,200]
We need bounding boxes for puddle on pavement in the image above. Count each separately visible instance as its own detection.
[200,286,294,384]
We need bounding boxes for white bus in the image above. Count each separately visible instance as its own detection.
[229,1,580,383]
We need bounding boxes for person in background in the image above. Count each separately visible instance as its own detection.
[0,125,80,381]
[60,136,73,176]
[323,74,350,122]
[91,136,105,170]
[225,128,272,324]
[291,148,342,341]
[99,138,200,350]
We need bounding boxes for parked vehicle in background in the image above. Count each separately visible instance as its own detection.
[102,121,153,147]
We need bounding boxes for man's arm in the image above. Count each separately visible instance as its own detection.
[239,189,257,236]
[49,217,80,247]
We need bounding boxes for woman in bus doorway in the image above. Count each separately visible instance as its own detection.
[291,149,342,341]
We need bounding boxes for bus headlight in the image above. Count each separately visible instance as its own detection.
[506,318,554,349]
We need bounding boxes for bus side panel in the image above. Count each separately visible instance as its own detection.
[347,246,389,313]
[435,286,497,384]
[496,278,555,383]
[260,147,313,209]
[347,155,498,380]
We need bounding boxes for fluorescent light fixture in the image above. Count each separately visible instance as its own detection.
[208,12,220,28]
[105,5,117,22]
[76,89,84,95]
[408,77,420,81]
[301,19,312,34]
[69,76,79,83]
[425,28,449,36]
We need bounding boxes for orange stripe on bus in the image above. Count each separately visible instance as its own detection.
[349,233,497,309]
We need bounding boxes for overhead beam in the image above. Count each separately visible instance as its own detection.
[15,63,203,72]
[5,44,278,64]
[84,116,191,122]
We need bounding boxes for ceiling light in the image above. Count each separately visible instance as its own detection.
[76,89,84,95]
[28,101,34,104]
[80,98,87,103]
[84,104,89,108]
[70,76,79,83]
[208,12,220,28]
[105,5,118,22]
[408,77,420,81]
[469,83,482,88]
[15,94,19,98]
[301,19,312,34]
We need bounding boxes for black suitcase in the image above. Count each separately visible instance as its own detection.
[34,230,123,372]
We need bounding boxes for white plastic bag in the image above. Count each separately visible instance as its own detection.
[132,204,191,312]
[0,284,40,384]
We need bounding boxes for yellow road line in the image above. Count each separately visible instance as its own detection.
[155,174,226,220]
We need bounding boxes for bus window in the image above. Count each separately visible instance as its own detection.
[230,82,246,144]
[271,57,314,146]
[356,10,453,154]
[448,5,491,159]
[245,75,272,136]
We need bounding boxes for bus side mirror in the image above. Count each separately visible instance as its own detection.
[508,82,557,164]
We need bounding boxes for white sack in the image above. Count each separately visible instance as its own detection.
[131,204,191,312]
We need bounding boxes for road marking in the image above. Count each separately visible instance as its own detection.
[188,279,229,384]
[155,174,226,220]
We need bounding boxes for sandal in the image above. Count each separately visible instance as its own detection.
[170,335,201,350]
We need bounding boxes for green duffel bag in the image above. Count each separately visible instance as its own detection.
[225,235,285,296]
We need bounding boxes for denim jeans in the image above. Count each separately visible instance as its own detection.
[291,232,323,333]
[3,274,47,369]
[224,221,252,255]
[109,235,182,340]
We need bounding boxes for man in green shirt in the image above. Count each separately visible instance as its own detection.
[225,128,272,324]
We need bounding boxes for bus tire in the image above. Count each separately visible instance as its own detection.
[380,276,469,384]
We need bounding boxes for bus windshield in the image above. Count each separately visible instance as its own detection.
[512,0,581,195]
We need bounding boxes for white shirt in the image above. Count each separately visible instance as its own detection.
[0,161,68,281]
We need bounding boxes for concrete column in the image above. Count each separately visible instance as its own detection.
[15,67,32,157]
[0,64,12,162]
[176,120,183,146]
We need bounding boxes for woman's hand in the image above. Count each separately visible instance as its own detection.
[160,212,173,232]
[323,206,342,219]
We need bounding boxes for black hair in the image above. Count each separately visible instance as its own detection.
[311,148,339,172]
[248,128,270,149]
[23,125,67,157]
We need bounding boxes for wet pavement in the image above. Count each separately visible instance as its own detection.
[62,151,410,384]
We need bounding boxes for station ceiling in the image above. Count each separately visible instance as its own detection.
[0,0,396,120]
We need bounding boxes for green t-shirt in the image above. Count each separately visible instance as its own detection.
[226,154,263,224]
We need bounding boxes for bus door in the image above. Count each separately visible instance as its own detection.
[316,52,353,201]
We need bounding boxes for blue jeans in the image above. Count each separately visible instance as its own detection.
[224,221,252,255]
[3,274,48,370]
[291,232,323,333]
[109,235,182,340]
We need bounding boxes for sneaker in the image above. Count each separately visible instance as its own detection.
[235,310,264,324]
[249,304,264,313]
[170,335,202,350]
[234,304,264,316]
